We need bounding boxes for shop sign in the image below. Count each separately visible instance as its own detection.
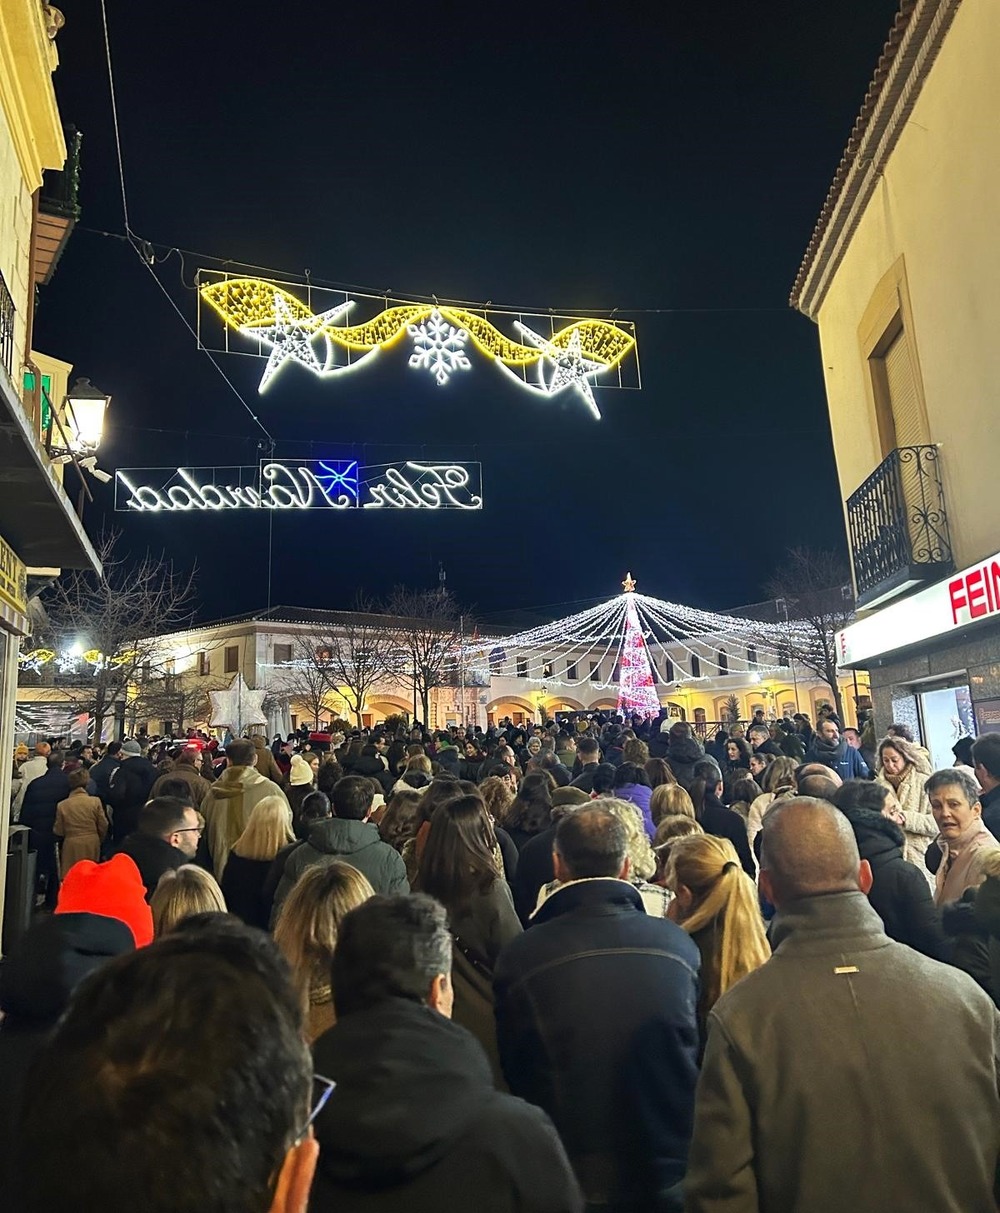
[838,550,1000,666]
[0,533,27,616]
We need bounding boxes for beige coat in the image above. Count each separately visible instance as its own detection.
[935,817,1000,906]
[876,765,935,869]
[54,788,109,872]
[201,765,289,877]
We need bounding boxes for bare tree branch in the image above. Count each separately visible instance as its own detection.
[385,587,472,727]
[763,547,854,722]
[314,594,395,728]
[41,530,197,739]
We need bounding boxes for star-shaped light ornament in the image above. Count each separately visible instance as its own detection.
[514,322,606,419]
[622,571,637,593]
[209,674,267,733]
[241,294,354,392]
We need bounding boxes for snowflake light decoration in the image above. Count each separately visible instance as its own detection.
[407,309,472,385]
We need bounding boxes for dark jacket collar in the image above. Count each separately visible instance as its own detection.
[531,877,643,926]
[980,784,1000,810]
[769,890,893,957]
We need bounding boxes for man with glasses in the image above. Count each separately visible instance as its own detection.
[115,796,202,902]
[11,918,320,1213]
[310,894,582,1212]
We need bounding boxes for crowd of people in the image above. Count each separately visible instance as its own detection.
[2,706,1000,1212]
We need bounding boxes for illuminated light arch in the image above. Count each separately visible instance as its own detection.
[198,276,638,416]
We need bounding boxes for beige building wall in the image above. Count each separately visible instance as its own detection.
[813,0,1000,574]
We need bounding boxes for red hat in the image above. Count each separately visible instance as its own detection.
[55,854,154,947]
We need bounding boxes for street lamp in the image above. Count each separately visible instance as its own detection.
[64,377,110,454]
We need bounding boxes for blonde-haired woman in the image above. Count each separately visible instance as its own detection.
[274,860,374,1042]
[650,782,695,827]
[875,735,935,871]
[151,865,227,936]
[221,794,294,929]
[667,833,770,1038]
[746,756,797,852]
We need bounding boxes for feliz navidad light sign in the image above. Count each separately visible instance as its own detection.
[115,460,483,512]
[196,272,640,420]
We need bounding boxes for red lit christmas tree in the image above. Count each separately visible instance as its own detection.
[616,573,661,720]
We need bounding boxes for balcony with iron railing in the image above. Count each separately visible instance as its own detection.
[846,444,954,609]
[0,266,14,381]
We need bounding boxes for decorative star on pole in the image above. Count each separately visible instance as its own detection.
[514,322,605,419]
[241,294,354,392]
[209,673,267,734]
[622,571,637,593]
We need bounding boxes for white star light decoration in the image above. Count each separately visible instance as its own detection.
[209,673,267,732]
[507,322,605,419]
[241,295,358,392]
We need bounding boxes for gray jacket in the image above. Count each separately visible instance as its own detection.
[685,890,1000,1213]
[272,817,408,920]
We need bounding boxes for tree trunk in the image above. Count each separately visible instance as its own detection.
[421,687,430,728]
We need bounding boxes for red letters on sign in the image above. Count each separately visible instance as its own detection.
[950,575,968,625]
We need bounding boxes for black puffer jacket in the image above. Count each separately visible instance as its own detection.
[665,738,705,789]
[311,998,582,1212]
[839,805,951,961]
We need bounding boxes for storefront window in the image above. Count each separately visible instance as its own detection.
[919,685,974,771]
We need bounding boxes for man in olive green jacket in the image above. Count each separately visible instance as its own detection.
[685,797,1000,1213]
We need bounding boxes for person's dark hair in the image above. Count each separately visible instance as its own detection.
[796,773,841,802]
[577,736,600,760]
[729,777,761,807]
[554,806,627,880]
[414,775,466,828]
[972,734,1000,781]
[137,797,190,839]
[317,760,345,798]
[539,751,570,786]
[415,795,498,906]
[953,736,976,768]
[503,771,554,835]
[926,767,981,805]
[591,762,617,795]
[225,739,255,767]
[378,789,423,851]
[15,921,309,1213]
[331,775,375,821]
[361,744,378,759]
[887,722,915,743]
[644,757,675,789]
[668,720,693,742]
[693,758,722,784]
[153,777,196,807]
[834,780,890,815]
[332,894,452,1018]
[106,740,122,758]
[300,790,332,824]
[725,737,753,766]
[613,761,650,789]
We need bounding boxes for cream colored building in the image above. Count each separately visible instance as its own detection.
[0,2,101,937]
[61,605,867,739]
[792,0,998,768]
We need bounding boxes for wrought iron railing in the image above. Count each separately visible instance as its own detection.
[40,124,82,221]
[0,265,14,378]
[847,445,953,604]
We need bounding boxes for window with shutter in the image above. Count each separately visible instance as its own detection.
[882,329,924,446]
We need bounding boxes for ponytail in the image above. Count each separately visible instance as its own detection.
[668,834,769,1012]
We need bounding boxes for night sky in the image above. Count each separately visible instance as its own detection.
[36,0,901,625]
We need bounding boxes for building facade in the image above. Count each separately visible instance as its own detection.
[19,605,867,740]
[0,2,100,926]
[791,0,997,768]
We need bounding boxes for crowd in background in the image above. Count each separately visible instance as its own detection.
[2,704,1000,1212]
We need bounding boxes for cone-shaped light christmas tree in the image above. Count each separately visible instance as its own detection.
[616,572,662,719]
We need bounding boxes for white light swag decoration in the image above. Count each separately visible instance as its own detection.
[472,584,811,691]
[209,673,267,733]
